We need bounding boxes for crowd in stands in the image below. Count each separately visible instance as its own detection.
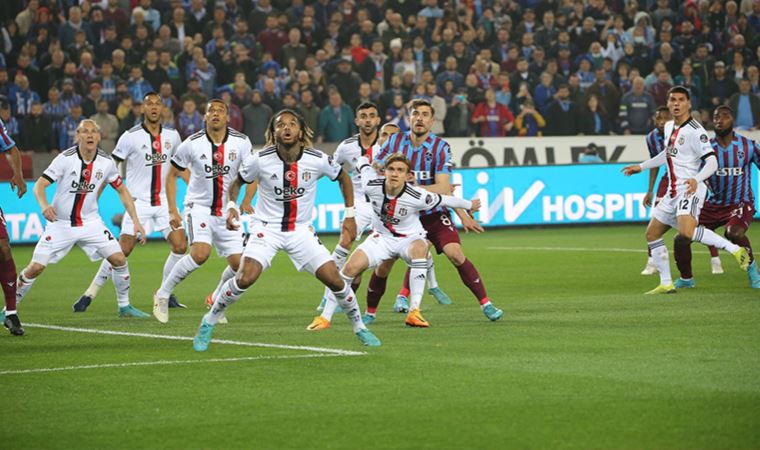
[0,0,759,155]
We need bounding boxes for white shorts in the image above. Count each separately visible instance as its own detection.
[652,183,707,229]
[356,231,428,269]
[185,207,244,257]
[32,220,123,266]
[243,222,333,274]
[120,202,174,239]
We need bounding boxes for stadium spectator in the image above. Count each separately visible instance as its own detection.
[0,104,19,143]
[9,75,40,119]
[709,61,739,110]
[514,99,545,137]
[729,79,760,130]
[330,59,363,108]
[471,88,514,137]
[297,89,321,136]
[81,83,106,118]
[59,104,83,150]
[91,99,119,153]
[176,98,203,140]
[579,143,604,163]
[579,94,612,136]
[545,84,578,136]
[619,76,656,134]
[19,102,53,154]
[533,72,556,115]
[242,90,273,145]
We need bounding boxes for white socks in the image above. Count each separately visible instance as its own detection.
[212,265,237,299]
[111,264,131,307]
[162,252,185,285]
[330,272,364,332]
[692,226,740,253]
[204,277,246,325]
[319,245,351,315]
[648,239,672,285]
[409,258,427,311]
[425,252,438,290]
[85,259,112,298]
[15,271,36,303]
[157,255,200,298]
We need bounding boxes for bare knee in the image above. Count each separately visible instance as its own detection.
[189,245,210,265]
[443,244,466,266]
[171,241,188,254]
[235,259,261,289]
[407,240,428,260]
[725,228,745,243]
[108,253,128,267]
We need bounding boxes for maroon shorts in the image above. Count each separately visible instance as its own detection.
[699,202,754,231]
[0,208,8,240]
[420,211,461,254]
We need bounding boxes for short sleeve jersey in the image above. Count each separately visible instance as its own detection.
[239,146,342,231]
[706,133,760,206]
[171,128,252,216]
[662,118,715,196]
[332,134,378,204]
[111,123,182,206]
[358,161,443,237]
[41,146,123,227]
[373,131,453,215]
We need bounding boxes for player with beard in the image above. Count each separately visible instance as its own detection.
[193,109,381,351]
[15,120,148,318]
[0,117,28,335]
[671,105,760,289]
[73,92,187,313]
[309,102,451,330]
[372,99,504,322]
[623,87,750,294]
[317,152,480,328]
[152,99,255,323]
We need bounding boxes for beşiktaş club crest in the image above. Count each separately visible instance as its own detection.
[285,170,297,182]
[229,152,237,161]
[398,207,408,216]
[95,169,104,180]
[678,136,685,145]
[302,171,311,182]
[164,141,171,150]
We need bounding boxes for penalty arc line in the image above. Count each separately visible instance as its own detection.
[24,323,368,356]
[0,354,346,376]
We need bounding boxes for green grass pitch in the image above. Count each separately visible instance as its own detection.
[1,225,759,449]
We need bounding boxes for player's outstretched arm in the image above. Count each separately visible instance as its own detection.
[623,151,666,176]
[454,207,484,234]
[115,183,146,244]
[337,169,357,243]
[33,176,55,222]
[686,153,718,195]
[166,164,182,230]
[644,168,659,207]
[6,145,27,198]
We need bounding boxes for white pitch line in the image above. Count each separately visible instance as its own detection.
[488,246,713,254]
[25,323,367,356]
[0,353,343,376]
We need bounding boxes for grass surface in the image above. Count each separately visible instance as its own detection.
[1,225,759,449]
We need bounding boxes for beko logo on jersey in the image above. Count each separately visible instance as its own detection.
[204,164,230,178]
[70,179,96,193]
[274,186,306,198]
[144,153,169,166]
[716,167,743,176]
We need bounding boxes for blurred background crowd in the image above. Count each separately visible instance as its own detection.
[0,0,758,159]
